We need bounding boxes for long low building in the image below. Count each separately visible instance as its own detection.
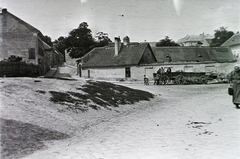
[79,36,236,81]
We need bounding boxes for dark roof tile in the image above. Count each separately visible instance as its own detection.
[82,43,150,68]
[152,47,235,63]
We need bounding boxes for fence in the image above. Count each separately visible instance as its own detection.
[0,61,39,77]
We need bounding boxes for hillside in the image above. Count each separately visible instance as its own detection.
[0,78,154,159]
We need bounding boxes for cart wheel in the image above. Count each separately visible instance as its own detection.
[217,73,226,82]
[199,75,207,84]
[161,75,169,85]
[175,75,186,85]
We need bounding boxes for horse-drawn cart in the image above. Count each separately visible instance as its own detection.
[153,67,221,85]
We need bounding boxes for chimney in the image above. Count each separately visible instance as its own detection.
[123,36,130,45]
[2,8,7,13]
[114,37,121,56]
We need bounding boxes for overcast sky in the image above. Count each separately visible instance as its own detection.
[1,0,240,42]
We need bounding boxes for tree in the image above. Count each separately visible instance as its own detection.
[62,22,95,58]
[54,36,67,53]
[54,22,112,58]
[210,27,234,47]
[43,35,53,47]
[156,36,180,47]
[94,32,112,47]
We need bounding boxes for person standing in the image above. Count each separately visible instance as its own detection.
[227,64,240,109]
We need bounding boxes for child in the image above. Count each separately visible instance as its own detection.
[144,75,149,85]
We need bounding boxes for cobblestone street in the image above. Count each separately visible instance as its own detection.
[22,83,240,159]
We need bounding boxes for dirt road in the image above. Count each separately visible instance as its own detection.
[21,83,240,159]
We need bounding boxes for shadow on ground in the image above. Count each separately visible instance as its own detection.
[0,118,69,159]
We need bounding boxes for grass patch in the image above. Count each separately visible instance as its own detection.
[0,118,69,159]
[49,81,154,113]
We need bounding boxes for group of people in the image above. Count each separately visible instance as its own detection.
[154,67,172,85]
[144,67,172,85]
[227,64,240,109]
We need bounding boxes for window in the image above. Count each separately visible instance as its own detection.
[205,66,216,73]
[125,67,131,78]
[38,47,44,56]
[29,48,35,59]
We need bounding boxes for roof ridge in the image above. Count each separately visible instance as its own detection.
[1,9,48,42]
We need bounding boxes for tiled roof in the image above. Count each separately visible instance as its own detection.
[221,34,240,47]
[177,34,214,43]
[152,47,235,63]
[82,43,150,68]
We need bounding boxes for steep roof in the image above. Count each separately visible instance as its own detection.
[82,43,153,68]
[202,39,212,46]
[152,47,235,63]
[221,34,240,47]
[0,9,45,40]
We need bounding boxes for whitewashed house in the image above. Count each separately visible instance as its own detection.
[151,46,236,77]
[79,36,236,81]
[221,34,240,58]
[80,36,157,80]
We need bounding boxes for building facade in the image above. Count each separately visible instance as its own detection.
[0,8,63,76]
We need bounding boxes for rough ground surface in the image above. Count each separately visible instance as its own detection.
[1,78,240,159]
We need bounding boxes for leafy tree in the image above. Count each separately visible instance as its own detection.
[67,22,95,58]
[43,35,53,47]
[156,36,180,47]
[54,22,112,58]
[94,32,112,47]
[54,36,67,53]
[210,27,234,47]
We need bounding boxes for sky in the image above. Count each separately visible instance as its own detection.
[1,0,240,42]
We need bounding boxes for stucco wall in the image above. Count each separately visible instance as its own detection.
[0,12,38,64]
[82,62,237,81]
[230,45,240,57]
[82,67,125,79]
[82,66,147,80]
[152,62,236,76]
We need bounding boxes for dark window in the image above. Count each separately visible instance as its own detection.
[38,47,44,56]
[125,67,131,78]
[29,48,35,59]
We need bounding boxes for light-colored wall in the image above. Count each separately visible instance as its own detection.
[152,62,236,75]
[82,67,125,79]
[0,13,38,64]
[230,45,240,57]
[181,41,199,46]
[82,66,147,80]
[82,62,237,81]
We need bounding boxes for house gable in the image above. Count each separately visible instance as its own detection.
[0,9,49,63]
[221,34,240,47]
[139,44,157,64]
[82,43,157,68]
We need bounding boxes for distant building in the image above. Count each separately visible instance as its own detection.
[0,8,63,76]
[177,34,214,47]
[221,34,240,58]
